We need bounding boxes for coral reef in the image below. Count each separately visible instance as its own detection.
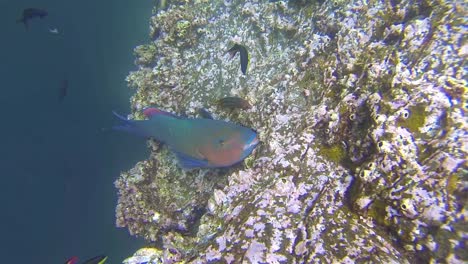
[117,0,467,263]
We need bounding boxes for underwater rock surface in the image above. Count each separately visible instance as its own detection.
[118,0,467,263]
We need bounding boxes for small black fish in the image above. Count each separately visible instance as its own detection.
[58,79,68,102]
[17,8,48,29]
[227,44,249,75]
[217,97,252,110]
[198,108,214,119]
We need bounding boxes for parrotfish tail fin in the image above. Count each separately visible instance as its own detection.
[112,111,151,138]
[174,151,210,170]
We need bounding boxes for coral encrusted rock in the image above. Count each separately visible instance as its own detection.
[118,0,467,263]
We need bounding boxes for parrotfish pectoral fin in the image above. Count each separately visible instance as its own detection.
[112,111,150,138]
[174,151,210,169]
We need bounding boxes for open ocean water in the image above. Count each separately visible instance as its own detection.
[0,0,153,262]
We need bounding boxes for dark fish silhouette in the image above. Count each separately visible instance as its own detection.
[217,97,252,110]
[83,255,107,264]
[227,43,249,75]
[58,79,68,102]
[198,108,214,119]
[17,8,48,29]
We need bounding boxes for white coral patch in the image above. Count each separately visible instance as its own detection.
[245,240,267,263]
[422,204,445,223]
[205,245,221,261]
[253,222,265,232]
[442,155,464,172]
[245,228,255,238]
[224,254,235,264]
[313,241,325,255]
[266,252,287,263]
[216,236,226,251]
[356,196,372,210]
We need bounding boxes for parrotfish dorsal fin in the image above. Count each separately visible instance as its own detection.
[143,107,179,118]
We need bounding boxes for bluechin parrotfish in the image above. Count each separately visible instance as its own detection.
[17,8,48,29]
[113,107,259,169]
[227,43,249,75]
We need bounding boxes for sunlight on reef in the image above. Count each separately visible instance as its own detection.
[119,0,467,263]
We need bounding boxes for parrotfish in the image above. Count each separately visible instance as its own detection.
[17,8,48,29]
[113,107,259,169]
[227,43,249,75]
[83,255,108,264]
[65,256,78,264]
[64,255,107,264]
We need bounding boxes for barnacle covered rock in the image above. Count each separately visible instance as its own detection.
[117,0,467,263]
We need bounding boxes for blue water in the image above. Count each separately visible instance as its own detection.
[0,0,152,262]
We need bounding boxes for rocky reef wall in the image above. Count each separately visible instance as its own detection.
[118,0,467,263]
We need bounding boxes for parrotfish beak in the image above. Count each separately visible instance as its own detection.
[243,133,259,153]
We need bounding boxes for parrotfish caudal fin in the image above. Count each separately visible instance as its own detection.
[112,111,150,138]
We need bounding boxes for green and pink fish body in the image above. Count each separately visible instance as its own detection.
[113,107,259,169]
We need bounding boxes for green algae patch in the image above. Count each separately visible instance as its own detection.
[446,174,460,196]
[417,143,435,163]
[134,44,158,66]
[318,143,346,163]
[367,199,391,227]
[175,20,191,38]
[398,104,427,133]
[298,71,314,90]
